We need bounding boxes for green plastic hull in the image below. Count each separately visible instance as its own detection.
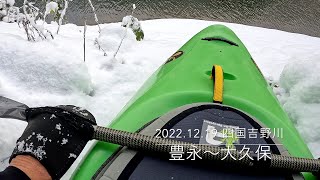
[72,25,314,179]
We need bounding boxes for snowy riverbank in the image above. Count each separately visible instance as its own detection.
[0,19,319,179]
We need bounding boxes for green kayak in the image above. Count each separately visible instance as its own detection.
[72,25,314,179]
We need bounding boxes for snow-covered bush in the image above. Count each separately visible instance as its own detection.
[121,15,144,41]
[112,5,144,59]
[2,6,19,22]
[0,0,19,23]
[1,0,57,40]
[43,1,58,21]
[0,0,12,19]
[94,4,144,59]
[43,0,70,34]
[0,0,14,8]
[18,0,53,41]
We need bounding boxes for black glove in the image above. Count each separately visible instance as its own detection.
[9,105,97,179]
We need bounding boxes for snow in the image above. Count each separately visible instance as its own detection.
[55,123,62,130]
[95,25,136,53]
[36,133,44,141]
[50,114,56,119]
[0,10,6,16]
[61,138,68,145]
[68,153,77,159]
[2,15,13,23]
[5,0,14,7]
[121,15,141,31]
[277,58,320,156]
[16,139,47,160]
[0,19,319,179]
[1,0,19,23]
[0,0,15,7]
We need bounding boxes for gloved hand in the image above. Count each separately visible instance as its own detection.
[9,105,97,180]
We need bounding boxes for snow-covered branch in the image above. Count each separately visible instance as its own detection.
[87,0,101,33]
[18,0,53,41]
[56,0,68,34]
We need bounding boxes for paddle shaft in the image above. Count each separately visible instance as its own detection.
[92,125,320,175]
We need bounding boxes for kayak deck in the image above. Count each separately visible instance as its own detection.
[72,25,314,179]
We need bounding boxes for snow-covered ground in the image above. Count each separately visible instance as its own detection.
[0,19,319,179]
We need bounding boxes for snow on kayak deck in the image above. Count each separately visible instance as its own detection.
[0,19,319,179]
